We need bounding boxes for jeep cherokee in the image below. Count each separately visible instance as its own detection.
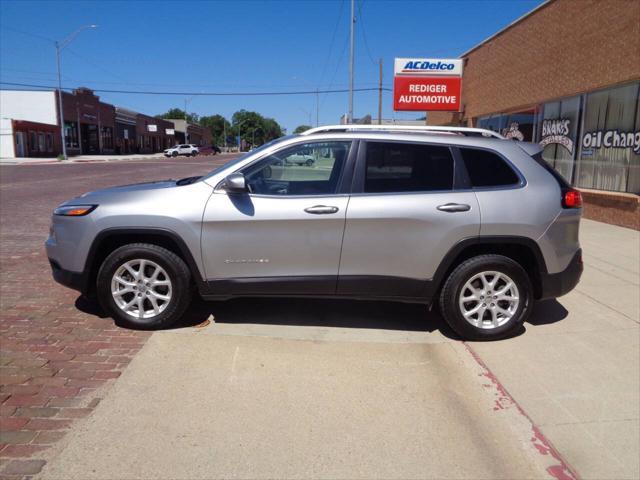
[46,125,583,340]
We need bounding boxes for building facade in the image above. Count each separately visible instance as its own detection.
[164,119,212,146]
[114,107,137,155]
[0,90,61,158]
[426,0,640,228]
[136,114,175,154]
[61,88,116,156]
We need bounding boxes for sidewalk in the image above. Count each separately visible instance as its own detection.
[0,153,166,165]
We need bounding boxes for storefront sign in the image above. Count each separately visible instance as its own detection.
[124,129,129,140]
[540,118,574,154]
[147,125,157,132]
[582,129,640,154]
[165,128,175,135]
[393,58,462,112]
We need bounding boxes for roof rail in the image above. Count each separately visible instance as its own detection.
[299,124,505,139]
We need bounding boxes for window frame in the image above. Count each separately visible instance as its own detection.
[226,139,358,198]
[351,139,460,196]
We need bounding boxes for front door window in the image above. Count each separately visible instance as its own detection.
[241,141,351,196]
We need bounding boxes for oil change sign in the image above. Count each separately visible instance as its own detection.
[393,58,463,112]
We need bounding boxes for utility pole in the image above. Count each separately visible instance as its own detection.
[184,98,188,143]
[348,0,355,124]
[316,89,319,127]
[377,58,383,125]
[54,25,97,160]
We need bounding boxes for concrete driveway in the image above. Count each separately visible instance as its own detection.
[36,219,639,480]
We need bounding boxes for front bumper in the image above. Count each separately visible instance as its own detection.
[539,249,583,300]
[48,258,88,294]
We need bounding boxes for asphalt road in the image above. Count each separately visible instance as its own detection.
[0,155,638,480]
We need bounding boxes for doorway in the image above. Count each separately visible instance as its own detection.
[15,132,26,157]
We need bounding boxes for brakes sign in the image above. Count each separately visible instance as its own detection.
[393,58,462,112]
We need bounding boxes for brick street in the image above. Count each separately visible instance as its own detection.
[0,155,234,478]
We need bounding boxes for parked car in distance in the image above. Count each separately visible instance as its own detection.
[164,144,199,157]
[46,125,583,340]
[199,145,222,156]
[284,151,315,166]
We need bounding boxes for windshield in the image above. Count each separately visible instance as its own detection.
[202,136,294,180]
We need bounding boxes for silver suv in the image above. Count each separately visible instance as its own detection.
[46,125,583,340]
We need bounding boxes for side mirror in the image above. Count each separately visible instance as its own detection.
[223,173,248,194]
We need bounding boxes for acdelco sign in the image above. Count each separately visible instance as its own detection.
[393,57,463,112]
[394,58,463,76]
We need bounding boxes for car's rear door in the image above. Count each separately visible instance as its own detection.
[201,140,356,295]
[337,139,480,299]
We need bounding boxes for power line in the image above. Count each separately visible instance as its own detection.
[0,24,54,43]
[317,0,346,88]
[0,81,391,96]
[357,0,378,66]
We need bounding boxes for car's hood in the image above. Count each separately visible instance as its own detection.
[78,179,178,198]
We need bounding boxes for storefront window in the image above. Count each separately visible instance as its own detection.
[64,121,79,148]
[537,96,581,183]
[576,82,640,193]
[37,133,46,152]
[29,131,37,153]
[101,127,113,149]
[46,133,53,152]
[477,109,537,142]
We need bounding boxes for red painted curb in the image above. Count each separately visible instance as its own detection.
[463,342,580,480]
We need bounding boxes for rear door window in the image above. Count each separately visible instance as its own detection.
[364,142,454,193]
[459,148,520,187]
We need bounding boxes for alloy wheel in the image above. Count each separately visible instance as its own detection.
[458,270,519,329]
[110,259,172,320]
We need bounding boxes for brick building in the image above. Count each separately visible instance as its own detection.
[426,0,639,228]
[135,113,176,154]
[61,87,116,155]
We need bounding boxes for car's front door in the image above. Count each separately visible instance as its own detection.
[337,140,481,298]
[201,140,354,295]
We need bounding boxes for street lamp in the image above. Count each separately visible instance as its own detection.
[55,24,97,160]
[184,95,196,144]
[235,119,250,151]
[251,127,262,148]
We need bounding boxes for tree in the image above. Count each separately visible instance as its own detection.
[200,114,230,146]
[293,125,312,134]
[230,110,283,148]
[155,108,199,124]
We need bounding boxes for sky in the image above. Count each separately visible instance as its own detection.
[0,0,542,133]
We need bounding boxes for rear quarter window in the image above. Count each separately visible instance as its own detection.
[459,148,520,187]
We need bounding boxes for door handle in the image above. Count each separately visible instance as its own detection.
[437,203,471,213]
[304,205,339,215]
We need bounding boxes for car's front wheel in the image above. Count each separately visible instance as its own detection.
[96,243,193,329]
[171,151,178,157]
[439,254,533,340]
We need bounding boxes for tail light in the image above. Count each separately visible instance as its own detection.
[562,189,582,209]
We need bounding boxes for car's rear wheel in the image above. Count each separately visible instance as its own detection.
[438,254,533,340]
[96,243,192,329]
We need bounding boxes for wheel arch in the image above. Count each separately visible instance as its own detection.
[83,228,205,295]
[428,236,548,301]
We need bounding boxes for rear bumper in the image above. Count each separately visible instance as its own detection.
[48,258,88,294]
[539,249,583,300]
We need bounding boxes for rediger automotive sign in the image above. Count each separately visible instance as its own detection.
[393,58,463,112]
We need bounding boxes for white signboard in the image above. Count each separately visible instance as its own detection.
[147,124,157,132]
[394,58,463,76]
[165,128,175,135]
[124,129,129,140]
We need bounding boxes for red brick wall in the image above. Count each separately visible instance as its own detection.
[580,189,639,230]
[427,0,640,125]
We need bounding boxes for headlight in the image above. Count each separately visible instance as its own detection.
[53,204,98,216]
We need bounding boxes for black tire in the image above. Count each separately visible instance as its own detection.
[438,254,533,340]
[96,243,193,330]
[305,159,314,166]
[171,151,178,157]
